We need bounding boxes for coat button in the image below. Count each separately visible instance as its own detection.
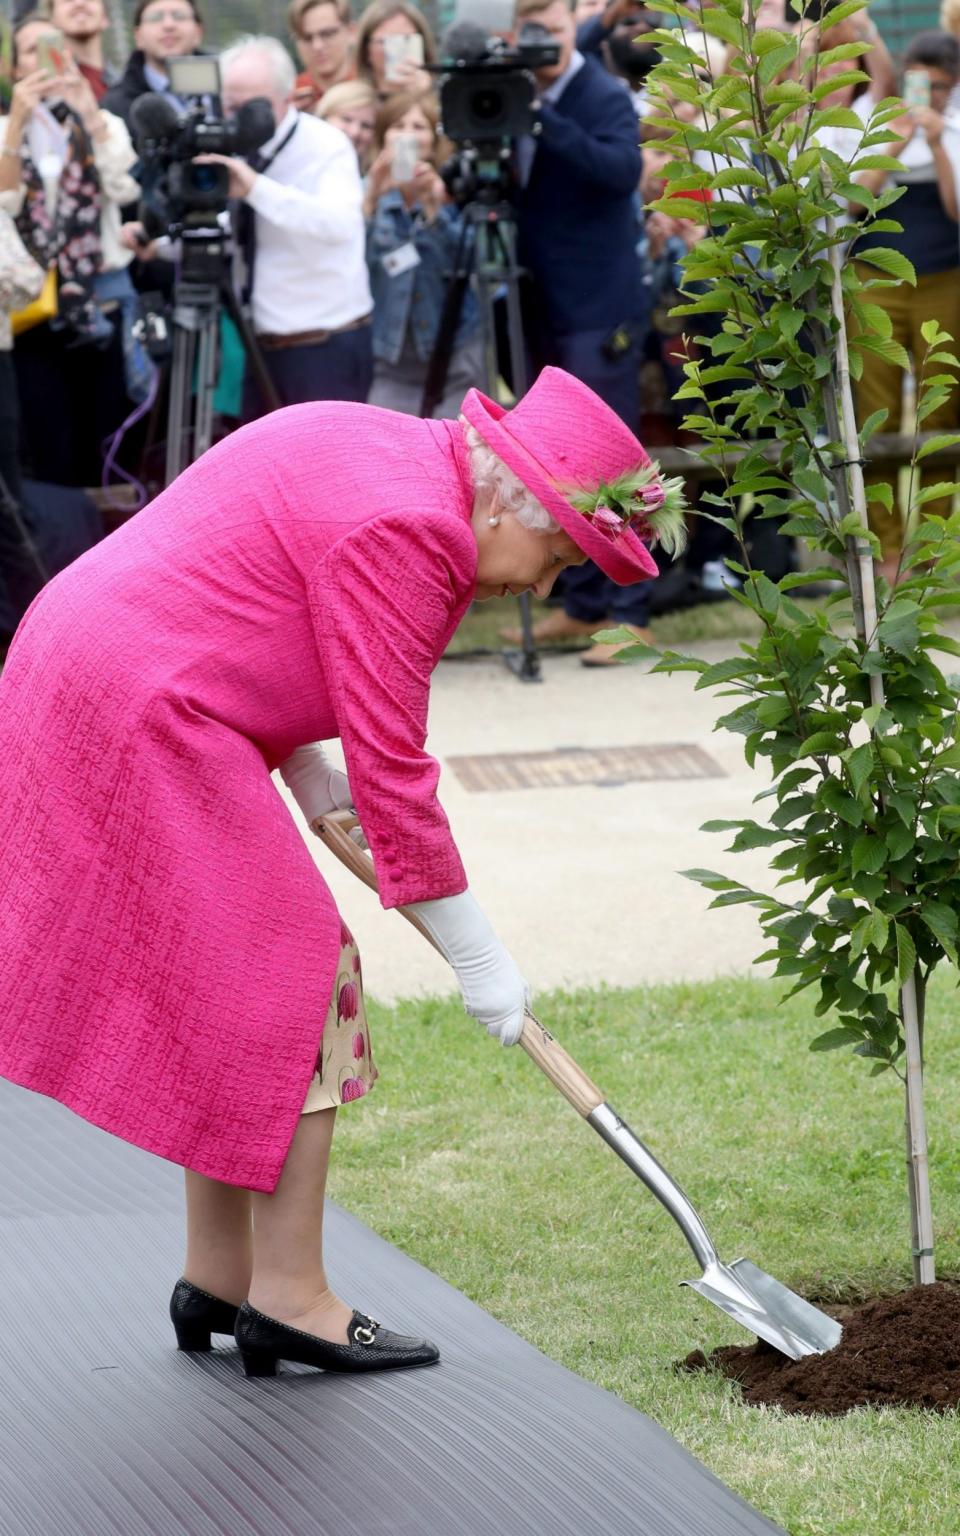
[382,851,398,866]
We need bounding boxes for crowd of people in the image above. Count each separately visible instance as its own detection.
[0,0,958,649]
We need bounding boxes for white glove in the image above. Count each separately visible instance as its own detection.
[279,742,353,824]
[406,889,530,1047]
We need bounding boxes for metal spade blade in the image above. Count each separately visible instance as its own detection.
[588,1103,842,1361]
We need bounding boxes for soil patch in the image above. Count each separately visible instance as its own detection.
[681,1282,960,1415]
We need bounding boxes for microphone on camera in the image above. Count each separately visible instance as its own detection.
[440,19,490,64]
[130,91,182,151]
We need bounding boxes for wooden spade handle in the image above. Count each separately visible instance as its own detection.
[312,812,605,1119]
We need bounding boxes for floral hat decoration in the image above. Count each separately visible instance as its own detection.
[565,464,689,561]
[460,368,688,585]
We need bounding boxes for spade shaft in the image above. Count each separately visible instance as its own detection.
[314,810,841,1360]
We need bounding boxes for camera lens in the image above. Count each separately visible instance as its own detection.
[470,86,505,126]
[189,164,221,193]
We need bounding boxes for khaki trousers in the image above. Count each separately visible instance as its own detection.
[851,264,960,557]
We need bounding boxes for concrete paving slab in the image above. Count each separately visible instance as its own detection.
[282,642,777,1004]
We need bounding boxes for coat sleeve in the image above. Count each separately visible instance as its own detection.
[537,86,641,196]
[307,508,477,909]
[93,110,140,206]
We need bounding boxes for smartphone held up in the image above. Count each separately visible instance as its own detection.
[36,28,68,77]
[390,132,420,183]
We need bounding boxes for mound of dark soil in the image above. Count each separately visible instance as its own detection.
[681,1282,960,1416]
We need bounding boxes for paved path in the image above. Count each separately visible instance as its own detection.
[284,641,777,1003]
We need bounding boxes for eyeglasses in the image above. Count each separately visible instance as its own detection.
[140,7,195,23]
[302,24,344,42]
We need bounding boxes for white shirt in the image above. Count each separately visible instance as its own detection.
[244,106,371,336]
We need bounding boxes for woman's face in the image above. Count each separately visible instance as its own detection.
[471,497,587,601]
[367,12,419,88]
[383,103,433,159]
[15,21,64,78]
[327,104,377,161]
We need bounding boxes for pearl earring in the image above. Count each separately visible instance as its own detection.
[488,514,501,527]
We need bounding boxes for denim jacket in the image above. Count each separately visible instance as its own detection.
[366,189,479,366]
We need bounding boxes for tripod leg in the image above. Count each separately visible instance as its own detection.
[165,324,196,485]
[193,309,219,462]
[484,219,539,683]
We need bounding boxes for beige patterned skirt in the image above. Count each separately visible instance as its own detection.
[300,921,378,1114]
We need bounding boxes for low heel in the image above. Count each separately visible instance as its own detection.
[240,1349,278,1378]
[174,1322,213,1352]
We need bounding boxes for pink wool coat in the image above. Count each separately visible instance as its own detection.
[0,404,477,1191]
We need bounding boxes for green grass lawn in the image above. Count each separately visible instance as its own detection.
[445,591,767,655]
[330,973,960,1536]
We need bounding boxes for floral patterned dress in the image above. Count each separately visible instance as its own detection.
[300,920,377,1113]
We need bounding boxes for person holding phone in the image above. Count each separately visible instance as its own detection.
[848,29,960,584]
[363,90,481,417]
[46,0,116,102]
[354,0,436,101]
[1,13,143,488]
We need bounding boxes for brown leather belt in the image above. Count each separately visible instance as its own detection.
[257,314,372,350]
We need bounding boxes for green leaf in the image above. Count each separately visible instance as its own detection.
[855,247,917,284]
[694,657,754,689]
[821,779,864,825]
[916,433,960,462]
[895,924,917,986]
[866,908,890,953]
[810,1025,865,1053]
[850,334,912,369]
[799,730,840,757]
[679,868,737,890]
[811,105,865,129]
[845,742,874,796]
[852,834,885,875]
[731,824,790,851]
[920,902,959,963]
[851,301,893,341]
[877,608,920,656]
[819,0,877,31]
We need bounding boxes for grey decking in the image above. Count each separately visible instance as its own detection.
[0,1080,783,1536]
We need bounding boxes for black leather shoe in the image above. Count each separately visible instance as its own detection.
[170,1277,242,1352]
[234,1302,440,1378]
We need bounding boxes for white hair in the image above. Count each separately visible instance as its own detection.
[460,420,559,532]
[220,34,297,98]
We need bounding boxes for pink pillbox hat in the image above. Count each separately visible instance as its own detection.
[460,367,659,585]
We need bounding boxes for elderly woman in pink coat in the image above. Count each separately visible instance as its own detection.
[0,367,678,1380]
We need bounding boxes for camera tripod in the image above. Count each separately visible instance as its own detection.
[421,159,541,682]
[161,227,280,485]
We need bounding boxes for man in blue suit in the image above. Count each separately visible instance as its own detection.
[503,0,652,661]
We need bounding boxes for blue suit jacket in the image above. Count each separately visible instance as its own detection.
[516,57,642,342]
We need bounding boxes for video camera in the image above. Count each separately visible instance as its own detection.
[436,14,559,145]
[130,56,273,240]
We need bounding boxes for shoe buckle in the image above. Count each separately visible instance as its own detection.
[354,1317,378,1345]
